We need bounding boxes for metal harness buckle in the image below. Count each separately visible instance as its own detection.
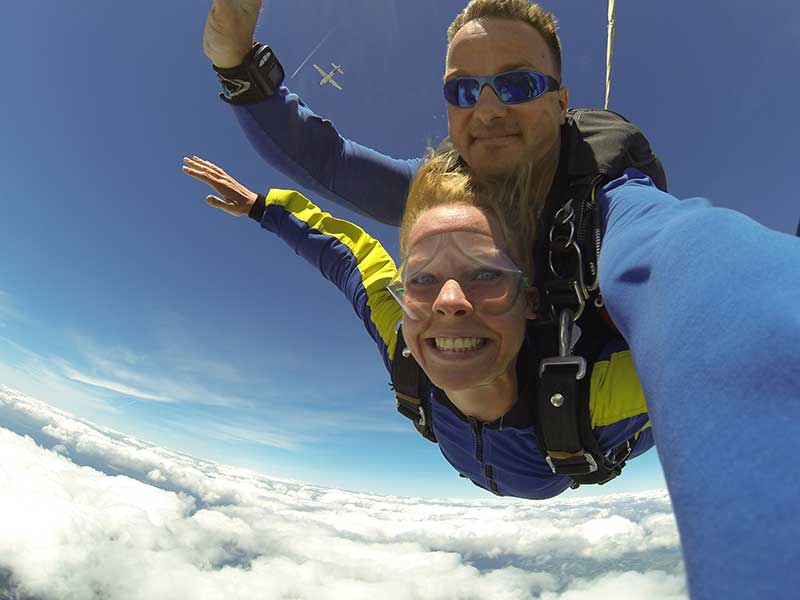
[545,453,599,475]
[547,200,590,322]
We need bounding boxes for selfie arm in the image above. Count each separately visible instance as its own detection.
[598,169,800,599]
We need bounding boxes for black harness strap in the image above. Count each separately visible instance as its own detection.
[533,315,634,486]
[391,327,437,443]
[535,141,635,486]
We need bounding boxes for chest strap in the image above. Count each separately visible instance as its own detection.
[535,309,634,486]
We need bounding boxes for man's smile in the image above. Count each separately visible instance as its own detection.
[472,132,521,145]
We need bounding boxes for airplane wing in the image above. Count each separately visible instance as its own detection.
[313,64,328,78]
[329,78,343,91]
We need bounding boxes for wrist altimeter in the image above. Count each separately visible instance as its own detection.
[213,43,285,105]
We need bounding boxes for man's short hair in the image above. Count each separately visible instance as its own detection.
[448,0,562,79]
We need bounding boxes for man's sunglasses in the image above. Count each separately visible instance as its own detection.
[443,70,560,108]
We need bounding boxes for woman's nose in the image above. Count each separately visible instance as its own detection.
[432,279,474,316]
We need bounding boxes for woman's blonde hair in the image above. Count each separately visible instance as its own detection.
[400,149,549,280]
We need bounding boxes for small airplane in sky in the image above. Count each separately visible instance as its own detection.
[313,63,344,91]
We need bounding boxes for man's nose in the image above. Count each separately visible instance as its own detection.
[432,279,474,316]
[473,84,507,123]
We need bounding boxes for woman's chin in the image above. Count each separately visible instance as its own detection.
[426,363,493,392]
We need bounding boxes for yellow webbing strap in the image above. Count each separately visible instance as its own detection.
[605,0,616,109]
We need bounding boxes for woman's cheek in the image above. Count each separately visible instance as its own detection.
[401,320,426,363]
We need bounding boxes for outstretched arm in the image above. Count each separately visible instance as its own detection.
[202,0,421,226]
[597,170,800,600]
[231,97,421,226]
[183,156,402,371]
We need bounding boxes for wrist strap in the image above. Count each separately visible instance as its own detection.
[213,43,284,105]
[249,193,267,222]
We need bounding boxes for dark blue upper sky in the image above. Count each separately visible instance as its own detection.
[1,0,797,497]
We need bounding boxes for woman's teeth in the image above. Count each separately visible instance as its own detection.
[434,337,486,352]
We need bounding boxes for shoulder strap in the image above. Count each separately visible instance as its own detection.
[391,326,437,443]
[564,108,667,191]
[540,108,667,324]
[534,108,664,487]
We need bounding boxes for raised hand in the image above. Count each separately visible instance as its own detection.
[203,0,263,68]
[182,156,259,217]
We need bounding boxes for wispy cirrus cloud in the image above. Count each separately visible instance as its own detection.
[63,365,175,403]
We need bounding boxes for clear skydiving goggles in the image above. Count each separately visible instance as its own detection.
[443,70,561,108]
[387,231,531,321]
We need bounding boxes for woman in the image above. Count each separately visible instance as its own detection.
[182,152,653,500]
[184,151,800,597]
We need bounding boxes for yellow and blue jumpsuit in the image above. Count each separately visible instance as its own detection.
[249,188,653,500]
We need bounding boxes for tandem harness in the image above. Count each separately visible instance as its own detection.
[391,108,668,489]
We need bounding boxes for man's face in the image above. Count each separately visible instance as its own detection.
[445,18,569,178]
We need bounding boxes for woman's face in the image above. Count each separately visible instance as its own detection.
[400,205,537,392]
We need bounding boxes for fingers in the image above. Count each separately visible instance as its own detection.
[205,194,229,208]
[206,194,245,217]
[182,157,231,191]
[182,155,251,217]
[184,156,227,179]
[181,163,216,186]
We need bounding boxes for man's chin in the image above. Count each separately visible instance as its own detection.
[466,143,521,173]
[470,155,523,180]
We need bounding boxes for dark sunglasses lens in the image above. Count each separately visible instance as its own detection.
[444,78,480,107]
[494,71,541,104]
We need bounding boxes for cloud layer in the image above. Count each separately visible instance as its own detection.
[0,385,686,600]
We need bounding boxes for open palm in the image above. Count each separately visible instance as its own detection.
[182,156,259,217]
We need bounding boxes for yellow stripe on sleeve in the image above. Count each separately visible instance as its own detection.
[265,189,403,357]
[589,349,648,427]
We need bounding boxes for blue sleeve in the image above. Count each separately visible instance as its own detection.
[231,88,422,226]
[597,170,800,600]
[259,189,402,373]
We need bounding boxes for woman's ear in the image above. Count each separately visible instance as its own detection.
[524,287,539,320]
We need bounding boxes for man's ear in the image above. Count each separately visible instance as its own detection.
[558,86,569,123]
[524,287,539,320]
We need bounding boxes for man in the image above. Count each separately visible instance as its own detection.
[198,2,800,598]
[202,0,572,225]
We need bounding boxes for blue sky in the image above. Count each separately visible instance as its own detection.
[1,0,797,499]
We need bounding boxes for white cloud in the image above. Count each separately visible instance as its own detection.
[0,385,686,600]
[64,366,175,402]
